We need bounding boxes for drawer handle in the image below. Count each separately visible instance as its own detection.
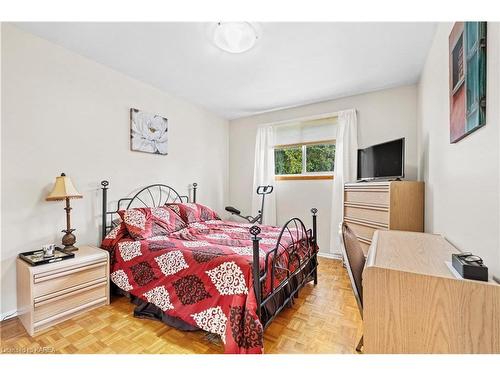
[345,217,389,229]
[356,235,372,245]
[35,262,107,283]
[344,200,389,207]
[345,188,389,192]
[344,203,389,211]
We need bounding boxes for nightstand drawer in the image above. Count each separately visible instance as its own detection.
[34,281,107,323]
[34,261,107,298]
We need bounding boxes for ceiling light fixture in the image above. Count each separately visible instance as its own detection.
[213,22,258,53]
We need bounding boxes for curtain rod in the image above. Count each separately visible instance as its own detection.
[257,110,347,129]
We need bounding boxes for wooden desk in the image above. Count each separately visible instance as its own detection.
[363,230,500,353]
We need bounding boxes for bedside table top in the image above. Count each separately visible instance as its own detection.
[17,245,109,275]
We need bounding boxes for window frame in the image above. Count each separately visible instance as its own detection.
[274,139,336,181]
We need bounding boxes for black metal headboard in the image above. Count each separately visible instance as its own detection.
[100,180,197,241]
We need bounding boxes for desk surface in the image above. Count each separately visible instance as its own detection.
[366,230,497,284]
[363,230,500,354]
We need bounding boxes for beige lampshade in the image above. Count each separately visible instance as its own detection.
[46,173,83,201]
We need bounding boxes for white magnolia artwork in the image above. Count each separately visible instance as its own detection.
[130,108,168,155]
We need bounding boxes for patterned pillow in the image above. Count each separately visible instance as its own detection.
[167,203,221,224]
[101,221,129,250]
[118,207,186,240]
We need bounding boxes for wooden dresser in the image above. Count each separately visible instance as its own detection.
[16,245,109,336]
[344,180,424,255]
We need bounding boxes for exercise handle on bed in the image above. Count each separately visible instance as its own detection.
[256,185,273,195]
[225,185,274,225]
[225,206,241,215]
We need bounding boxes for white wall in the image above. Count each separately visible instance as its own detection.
[0,24,229,317]
[229,85,418,255]
[417,23,500,278]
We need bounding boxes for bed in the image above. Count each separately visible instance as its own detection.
[99,181,319,353]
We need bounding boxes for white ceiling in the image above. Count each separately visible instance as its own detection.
[14,22,436,119]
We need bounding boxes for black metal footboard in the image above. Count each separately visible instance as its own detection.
[250,208,319,329]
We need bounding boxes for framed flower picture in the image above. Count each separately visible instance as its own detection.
[130,108,168,155]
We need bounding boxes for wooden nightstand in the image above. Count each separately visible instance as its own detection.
[16,245,110,336]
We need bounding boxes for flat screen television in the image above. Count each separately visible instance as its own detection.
[357,138,405,181]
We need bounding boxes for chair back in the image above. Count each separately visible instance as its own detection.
[339,222,366,315]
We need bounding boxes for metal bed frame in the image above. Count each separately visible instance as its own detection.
[100,180,318,329]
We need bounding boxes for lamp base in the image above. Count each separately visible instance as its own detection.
[62,228,78,252]
[63,245,79,252]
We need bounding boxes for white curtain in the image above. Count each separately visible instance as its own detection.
[252,126,277,226]
[330,109,358,255]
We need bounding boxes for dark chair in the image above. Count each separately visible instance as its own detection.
[339,222,366,352]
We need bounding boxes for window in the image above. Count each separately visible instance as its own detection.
[274,140,335,179]
[273,115,337,180]
[306,142,336,173]
[275,145,303,175]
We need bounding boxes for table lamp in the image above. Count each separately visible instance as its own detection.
[46,173,83,251]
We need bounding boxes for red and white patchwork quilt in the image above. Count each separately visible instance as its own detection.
[101,219,312,354]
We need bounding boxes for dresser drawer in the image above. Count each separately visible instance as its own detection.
[34,261,107,298]
[344,190,389,206]
[345,220,386,241]
[34,281,107,323]
[344,205,389,225]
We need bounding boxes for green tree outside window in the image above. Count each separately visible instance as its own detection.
[306,144,335,173]
[274,142,335,175]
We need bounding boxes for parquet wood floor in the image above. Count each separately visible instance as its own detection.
[0,258,362,354]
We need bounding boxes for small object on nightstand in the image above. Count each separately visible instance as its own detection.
[19,247,74,266]
[452,252,489,282]
[42,243,55,257]
[46,173,83,251]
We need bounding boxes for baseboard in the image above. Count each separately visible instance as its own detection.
[1,309,18,322]
[317,252,343,260]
